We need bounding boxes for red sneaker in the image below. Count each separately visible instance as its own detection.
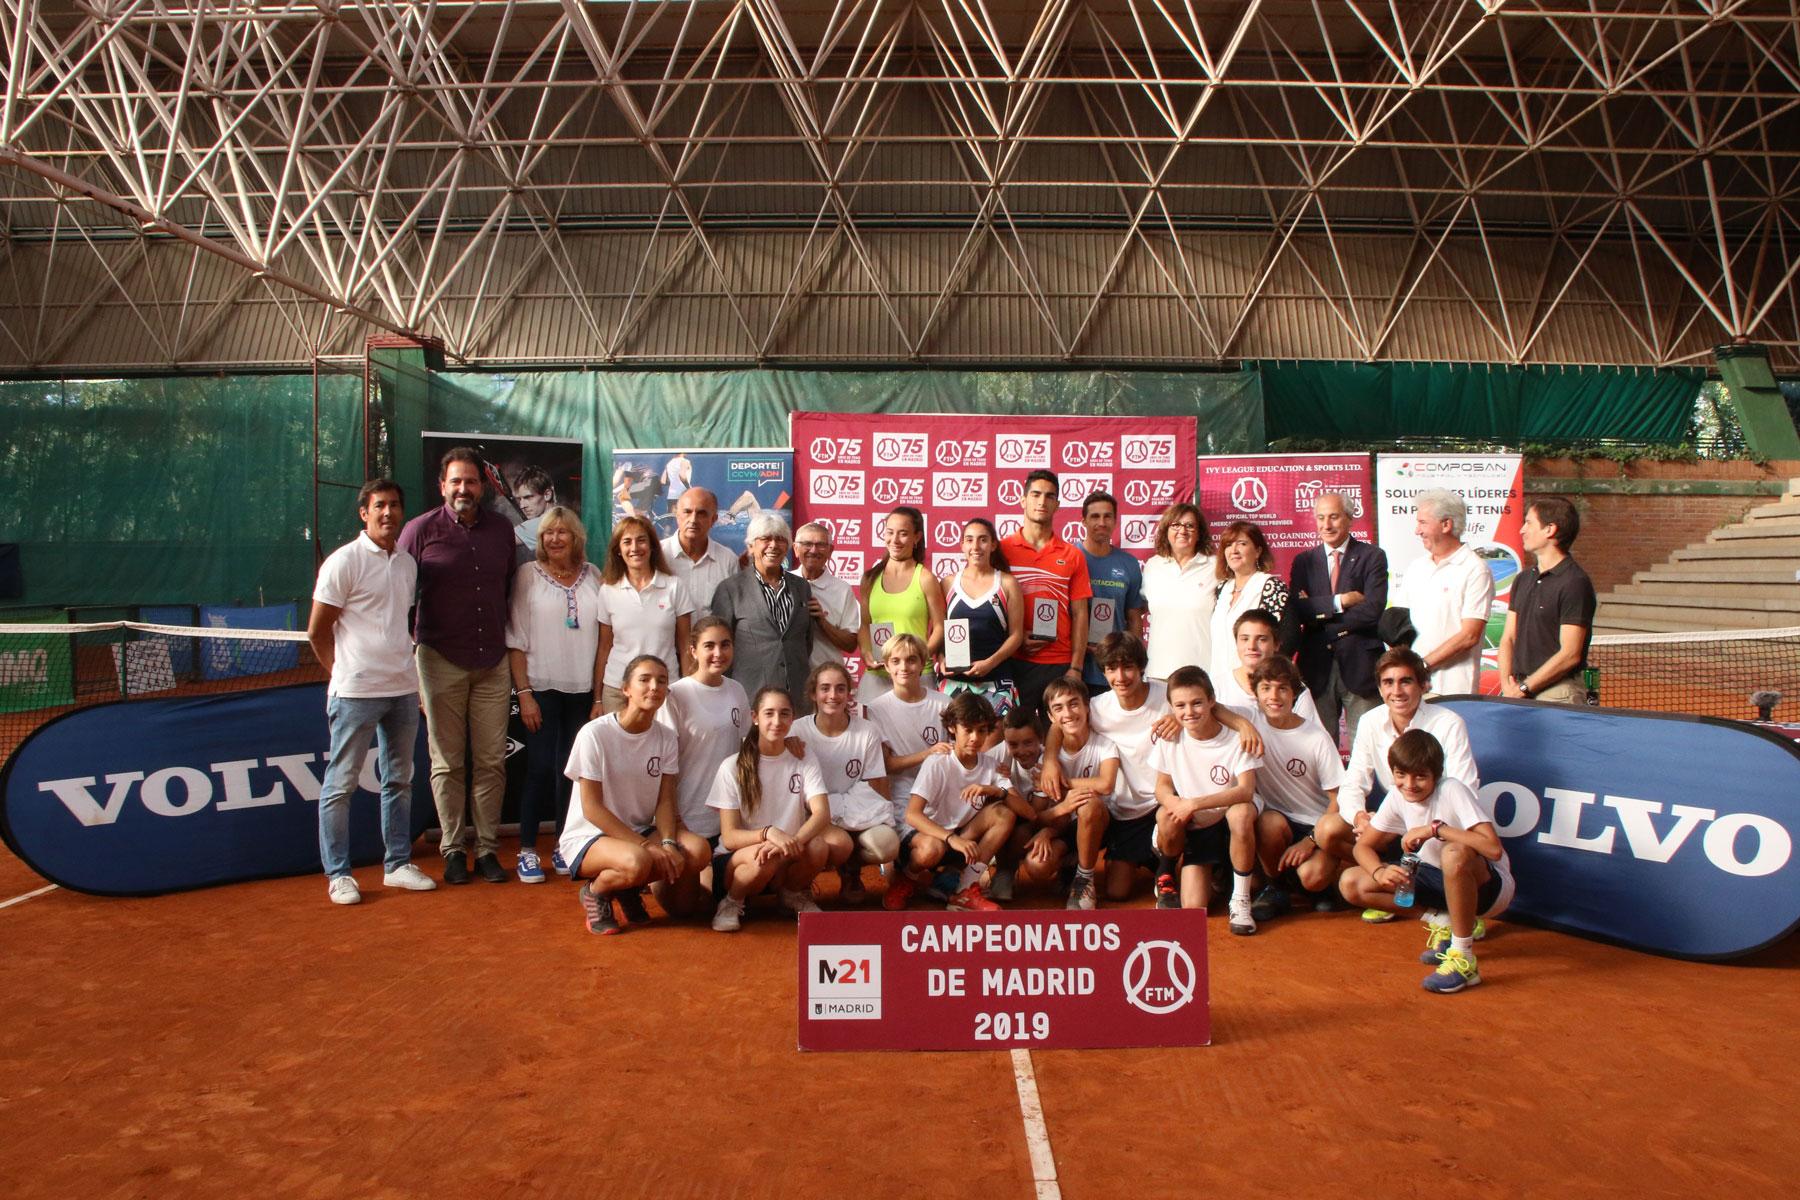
[947,883,1000,912]
[883,872,918,911]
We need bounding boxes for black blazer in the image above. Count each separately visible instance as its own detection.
[1289,538,1388,699]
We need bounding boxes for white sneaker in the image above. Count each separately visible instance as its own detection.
[779,887,821,915]
[382,863,437,892]
[712,895,746,932]
[328,876,361,905]
[1228,895,1257,936]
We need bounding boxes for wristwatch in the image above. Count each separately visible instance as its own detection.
[1517,679,1533,697]
[1430,819,1445,841]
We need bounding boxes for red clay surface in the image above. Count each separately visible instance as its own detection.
[2,841,1796,1200]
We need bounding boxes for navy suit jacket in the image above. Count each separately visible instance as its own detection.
[1289,537,1388,699]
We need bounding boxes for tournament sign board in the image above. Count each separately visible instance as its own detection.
[1198,452,1374,576]
[798,911,1210,1052]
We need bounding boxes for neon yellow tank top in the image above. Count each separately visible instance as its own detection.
[866,561,929,673]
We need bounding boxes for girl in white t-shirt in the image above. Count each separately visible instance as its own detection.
[561,655,712,936]
[863,634,953,825]
[1341,727,1512,996]
[794,662,896,905]
[1149,665,1262,932]
[657,616,750,847]
[708,687,853,932]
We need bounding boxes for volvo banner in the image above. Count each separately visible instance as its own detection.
[1441,697,1800,960]
[1,684,434,896]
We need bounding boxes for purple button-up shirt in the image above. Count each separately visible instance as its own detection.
[397,504,518,669]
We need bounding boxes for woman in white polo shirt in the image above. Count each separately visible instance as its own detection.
[597,515,695,713]
[1139,503,1215,681]
[505,506,605,884]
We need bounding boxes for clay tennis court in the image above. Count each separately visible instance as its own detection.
[3,840,1794,1200]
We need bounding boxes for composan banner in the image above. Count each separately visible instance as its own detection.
[1441,698,1800,960]
[797,910,1210,1052]
[0,684,434,896]
[1198,453,1374,576]
[791,413,1200,583]
[1376,453,1524,691]
[608,448,794,555]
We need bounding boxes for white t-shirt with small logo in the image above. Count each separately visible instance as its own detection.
[657,675,748,838]
[1237,707,1342,825]
[708,749,827,836]
[794,713,891,831]
[1089,682,1170,819]
[1056,730,1120,806]
[1148,725,1262,829]
[559,714,679,864]
[908,750,1004,836]
[865,688,952,821]
[1370,777,1514,916]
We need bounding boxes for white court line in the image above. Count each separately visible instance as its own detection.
[0,883,58,910]
[1010,1049,1062,1200]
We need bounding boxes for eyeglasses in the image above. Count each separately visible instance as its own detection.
[1168,522,1199,532]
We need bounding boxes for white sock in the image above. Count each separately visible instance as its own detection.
[1074,865,1094,880]
[958,860,987,892]
[1450,934,1474,956]
[1232,871,1253,902]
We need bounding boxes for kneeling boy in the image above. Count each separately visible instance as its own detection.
[1338,728,1513,994]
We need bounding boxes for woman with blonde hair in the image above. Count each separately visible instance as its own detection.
[506,505,604,882]
[597,514,695,713]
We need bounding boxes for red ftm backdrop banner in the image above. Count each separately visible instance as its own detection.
[1197,453,1375,577]
[791,412,1200,582]
[797,911,1210,1052]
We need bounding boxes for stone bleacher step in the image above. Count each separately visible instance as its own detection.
[1594,602,1790,630]
[1623,579,1800,600]
[1669,544,1800,563]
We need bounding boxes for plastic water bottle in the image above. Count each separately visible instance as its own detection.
[1393,853,1422,908]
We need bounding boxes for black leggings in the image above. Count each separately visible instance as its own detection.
[519,688,591,849]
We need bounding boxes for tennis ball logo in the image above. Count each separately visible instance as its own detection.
[1285,757,1307,778]
[923,728,942,745]
[846,758,863,779]
[1123,939,1196,1015]
[947,624,967,644]
[1210,765,1231,786]
[789,773,803,794]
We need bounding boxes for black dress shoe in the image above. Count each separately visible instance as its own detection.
[442,853,471,885]
[475,853,508,883]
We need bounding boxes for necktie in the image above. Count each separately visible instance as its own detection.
[1329,547,1342,592]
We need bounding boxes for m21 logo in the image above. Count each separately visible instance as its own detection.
[0,685,436,896]
[1440,698,1800,960]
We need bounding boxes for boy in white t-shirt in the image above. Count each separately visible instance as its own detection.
[562,655,713,935]
[1340,728,1514,994]
[1241,654,1345,922]
[1212,608,1324,729]
[1044,633,1262,904]
[884,693,1026,913]
[1150,665,1262,933]
[986,707,1057,901]
[1041,678,1121,912]
[864,634,953,825]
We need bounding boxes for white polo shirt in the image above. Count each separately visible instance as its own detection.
[802,568,862,668]
[1398,543,1495,696]
[1337,701,1479,821]
[1139,554,1216,681]
[597,571,694,689]
[661,536,739,616]
[312,533,418,698]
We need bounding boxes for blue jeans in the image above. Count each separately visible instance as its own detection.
[319,692,420,878]
[520,688,591,849]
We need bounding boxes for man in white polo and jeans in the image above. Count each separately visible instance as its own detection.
[307,478,438,905]
[1397,488,1495,696]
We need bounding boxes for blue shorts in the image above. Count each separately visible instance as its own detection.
[1412,860,1507,917]
[568,824,656,882]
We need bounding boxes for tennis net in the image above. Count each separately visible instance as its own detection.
[1588,625,1800,723]
[0,621,320,766]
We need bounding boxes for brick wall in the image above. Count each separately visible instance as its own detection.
[1525,458,1800,594]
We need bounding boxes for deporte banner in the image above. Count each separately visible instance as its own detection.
[791,413,1200,583]
[1441,697,1800,960]
[0,684,434,896]
[608,448,794,555]
[1376,453,1524,692]
[1198,453,1374,576]
[797,910,1211,1052]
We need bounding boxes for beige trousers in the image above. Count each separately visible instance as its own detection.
[415,644,512,859]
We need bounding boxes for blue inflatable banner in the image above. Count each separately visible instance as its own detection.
[1,684,433,896]
[1440,698,1800,960]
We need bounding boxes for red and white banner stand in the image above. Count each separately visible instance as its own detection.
[1197,452,1375,577]
[791,413,1200,582]
[798,911,1210,1052]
